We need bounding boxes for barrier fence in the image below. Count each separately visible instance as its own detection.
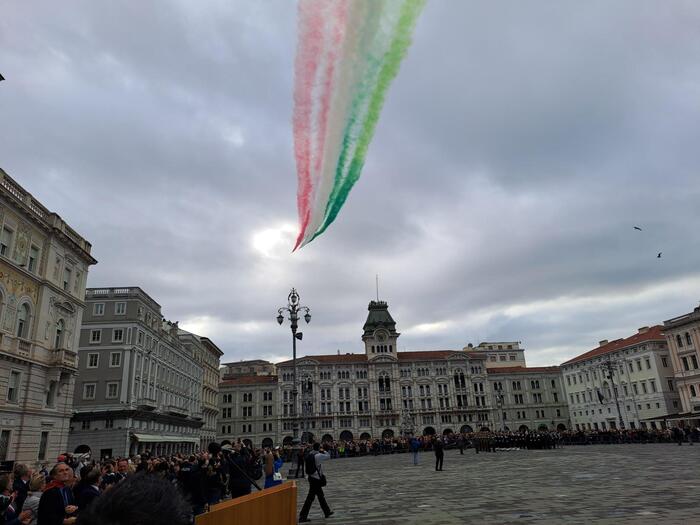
[195,481,297,525]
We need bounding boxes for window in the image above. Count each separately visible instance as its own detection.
[16,303,29,338]
[650,380,656,393]
[690,385,697,397]
[87,353,99,368]
[668,379,675,391]
[112,329,124,343]
[38,432,49,461]
[676,334,684,348]
[0,227,13,256]
[63,267,72,291]
[115,302,126,315]
[692,355,699,370]
[105,419,114,429]
[137,331,144,345]
[83,383,96,400]
[45,381,57,408]
[661,357,668,367]
[106,382,119,399]
[81,420,90,430]
[7,371,20,402]
[93,303,105,316]
[636,361,642,371]
[90,329,101,344]
[54,320,64,349]
[110,352,122,367]
[645,359,651,370]
[28,245,39,273]
[683,357,690,371]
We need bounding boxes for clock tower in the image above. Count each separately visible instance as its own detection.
[362,300,400,359]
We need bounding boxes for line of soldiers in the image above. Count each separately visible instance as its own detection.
[472,431,560,453]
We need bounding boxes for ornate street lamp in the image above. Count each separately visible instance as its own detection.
[277,288,311,473]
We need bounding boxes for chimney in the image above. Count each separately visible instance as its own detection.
[599,339,609,347]
[638,326,649,334]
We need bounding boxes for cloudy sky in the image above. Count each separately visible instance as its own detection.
[2,1,699,366]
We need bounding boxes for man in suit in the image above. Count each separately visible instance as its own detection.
[433,436,444,471]
[12,464,31,513]
[75,468,101,512]
[37,463,77,525]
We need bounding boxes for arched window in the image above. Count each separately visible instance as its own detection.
[16,303,30,338]
[676,334,684,348]
[54,320,65,349]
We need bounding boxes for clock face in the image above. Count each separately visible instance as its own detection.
[376,332,386,342]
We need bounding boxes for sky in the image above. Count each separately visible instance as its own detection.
[2,1,699,367]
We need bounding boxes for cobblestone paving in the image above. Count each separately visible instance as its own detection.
[292,444,700,524]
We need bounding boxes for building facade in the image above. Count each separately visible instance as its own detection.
[663,305,700,426]
[561,326,680,431]
[179,330,223,450]
[220,359,276,379]
[0,168,97,464]
[217,300,569,447]
[218,374,278,448]
[68,287,206,458]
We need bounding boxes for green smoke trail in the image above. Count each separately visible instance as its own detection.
[309,0,425,244]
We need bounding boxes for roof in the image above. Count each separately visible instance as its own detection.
[277,349,487,366]
[561,325,665,366]
[487,366,561,375]
[362,301,398,337]
[220,375,278,387]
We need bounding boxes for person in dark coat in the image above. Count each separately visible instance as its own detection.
[433,437,444,471]
[11,465,31,514]
[73,468,100,512]
[177,457,206,516]
[225,444,252,500]
[37,463,77,525]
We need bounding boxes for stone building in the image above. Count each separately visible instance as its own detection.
[220,359,276,379]
[561,326,679,431]
[217,374,278,448]
[217,300,569,447]
[179,330,223,450]
[663,305,700,427]
[0,168,97,464]
[68,287,209,458]
[488,366,569,432]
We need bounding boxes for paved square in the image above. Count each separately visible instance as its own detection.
[292,444,700,524]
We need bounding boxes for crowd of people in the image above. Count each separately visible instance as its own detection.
[1,425,697,524]
[0,440,283,525]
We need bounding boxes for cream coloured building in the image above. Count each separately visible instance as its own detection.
[217,300,569,447]
[663,305,700,426]
[0,168,97,463]
[179,330,223,450]
[561,326,679,431]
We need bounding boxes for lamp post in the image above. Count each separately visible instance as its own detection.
[494,384,504,431]
[277,288,311,452]
[600,355,625,430]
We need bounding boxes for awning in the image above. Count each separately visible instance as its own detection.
[131,433,199,444]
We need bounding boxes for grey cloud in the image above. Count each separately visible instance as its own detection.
[1,1,699,366]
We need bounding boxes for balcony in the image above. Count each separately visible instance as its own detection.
[51,348,77,369]
[137,397,157,410]
[166,404,188,417]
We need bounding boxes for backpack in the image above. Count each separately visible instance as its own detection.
[247,457,263,480]
[304,451,317,476]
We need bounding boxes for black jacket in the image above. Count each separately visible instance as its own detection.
[11,478,28,513]
[37,486,75,525]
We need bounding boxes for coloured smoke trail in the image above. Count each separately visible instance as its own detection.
[293,0,425,250]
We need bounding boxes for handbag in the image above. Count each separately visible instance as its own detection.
[318,474,327,487]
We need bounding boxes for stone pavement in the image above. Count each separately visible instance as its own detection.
[292,444,700,524]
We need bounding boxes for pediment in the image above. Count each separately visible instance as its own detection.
[369,354,397,363]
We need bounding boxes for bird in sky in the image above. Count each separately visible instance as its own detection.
[657,252,662,258]
[0,74,4,81]
[633,226,642,231]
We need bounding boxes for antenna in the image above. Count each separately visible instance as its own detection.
[376,274,379,301]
